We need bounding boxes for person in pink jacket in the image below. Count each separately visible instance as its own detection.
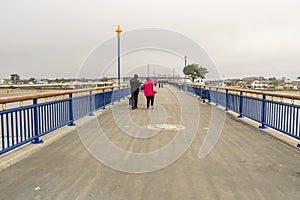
[141,77,157,109]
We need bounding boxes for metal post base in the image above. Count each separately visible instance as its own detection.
[238,115,244,118]
[258,125,268,129]
[31,139,43,144]
[68,122,76,126]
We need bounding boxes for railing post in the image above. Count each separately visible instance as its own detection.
[208,87,211,103]
[89,90,94,116]
[111,87,114,105]
[238,91,244,118]
[102,89,106,110]
[225,89,229,111]
[68,93,75,126]
[118,87,121,102]
[215,88,219,106]
[31,98,43,144]
[259,94,267,129]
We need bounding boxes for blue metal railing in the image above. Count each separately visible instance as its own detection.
[0,86,130,155]
[170,82,300,141]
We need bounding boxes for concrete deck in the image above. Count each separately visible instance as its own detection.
[0,85,299,200]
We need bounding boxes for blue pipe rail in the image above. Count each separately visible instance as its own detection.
[169,82,300,141]
[0,86,130,155]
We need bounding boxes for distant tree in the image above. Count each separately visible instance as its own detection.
[28,77,36,83]
[297,76,300,80]
[183,64,208,82]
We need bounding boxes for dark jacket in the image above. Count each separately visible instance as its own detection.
[130,77,141,94]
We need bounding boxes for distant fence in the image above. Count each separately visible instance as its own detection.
[0,85,130,155]
[169,82,300,141]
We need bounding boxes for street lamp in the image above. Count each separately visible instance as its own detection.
[115,25,122,88]
[184,54,187,85]
[147,64,150,77]
[173,67,175,82]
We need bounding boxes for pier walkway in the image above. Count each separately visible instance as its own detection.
[0,85,299,200]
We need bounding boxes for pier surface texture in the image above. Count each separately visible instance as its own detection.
[0,85,299,200]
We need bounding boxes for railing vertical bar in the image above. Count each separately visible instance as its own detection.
[103,89,106,110]
[286,105,290,133]
[27,109,31,139]
[59,102,62,126]
[1,114,4,150]
[288,107,292,134]
[64,100,68,124]
[272,103,275,128]
[15,111,19,144]
[282,105,286,132]
[10,112,14,146]
[42,105,46,133]
[47,104,50,131]
[19,110,23,142]
[53,103,56,129]
[6,113,10,148]
[296,108,299,137]
[54,103,57,128]
[291,107,294,135]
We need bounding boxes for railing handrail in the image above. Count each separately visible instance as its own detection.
[0,85,131,155]
[0,84,129,104]
[190,83,300,100]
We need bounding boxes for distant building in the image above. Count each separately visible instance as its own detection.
[251,80,269,88]
[10,74,20,84]
[284,79,300,89]
[292,80,300,88]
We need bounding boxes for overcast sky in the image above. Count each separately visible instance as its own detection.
[0,0,299,80]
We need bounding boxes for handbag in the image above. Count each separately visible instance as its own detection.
[129,97,132,105]
[153,83,157,93]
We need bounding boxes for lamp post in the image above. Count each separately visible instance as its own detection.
[173,67,175,82]
[184,54,187,85]
[147,64,150,77]
[115,25,122,88]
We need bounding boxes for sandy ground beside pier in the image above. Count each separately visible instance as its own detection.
[0,89,63,98]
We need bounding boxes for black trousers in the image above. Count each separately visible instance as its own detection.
[146,95,155,108]
[131,89,139,108]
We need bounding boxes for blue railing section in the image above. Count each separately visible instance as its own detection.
[170,82,300,141]
[0,87,130,155]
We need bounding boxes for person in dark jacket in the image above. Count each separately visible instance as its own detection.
[130,74,141,110]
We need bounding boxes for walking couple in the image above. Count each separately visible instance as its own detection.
[130,74,157,110]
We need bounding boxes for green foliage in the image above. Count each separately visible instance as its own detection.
[183,64,208,82]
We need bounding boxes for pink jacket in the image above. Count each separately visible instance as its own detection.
[141,80,157,96]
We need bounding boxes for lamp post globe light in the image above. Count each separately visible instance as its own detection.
[115,25,122,88]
